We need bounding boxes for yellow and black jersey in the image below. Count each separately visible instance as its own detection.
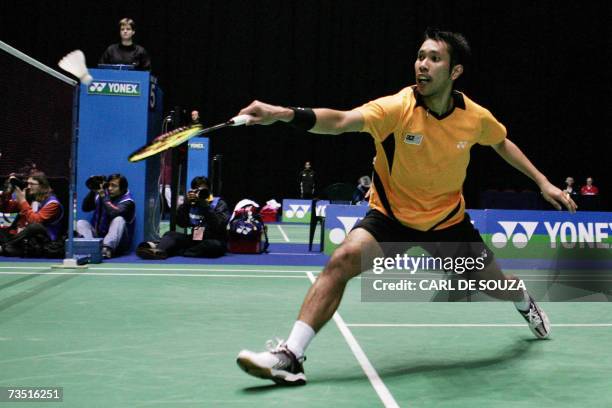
[355,86,506,231]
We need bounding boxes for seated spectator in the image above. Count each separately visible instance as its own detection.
[76,174,135,258]
[137,176,230,260]
[352,175,372,205]
[191,110,201,125]
[580,177,599,196]
[0,173,64,257]
[562,176,578,197]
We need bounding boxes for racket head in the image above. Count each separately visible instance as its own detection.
[128,125,204,162]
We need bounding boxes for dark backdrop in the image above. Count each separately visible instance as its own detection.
[1,0,610,209]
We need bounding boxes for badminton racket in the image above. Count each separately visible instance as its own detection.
[128,114,251,162]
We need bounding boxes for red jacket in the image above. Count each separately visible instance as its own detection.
[0,192,62,232]
[580,185,599,196]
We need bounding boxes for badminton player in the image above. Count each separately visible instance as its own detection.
[236,29,577,385]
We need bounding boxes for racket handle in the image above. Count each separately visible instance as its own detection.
[229,114,251,126]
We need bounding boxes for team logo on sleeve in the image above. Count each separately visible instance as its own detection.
[404,134,423,145]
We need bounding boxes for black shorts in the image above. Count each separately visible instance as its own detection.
[354,209,495,266]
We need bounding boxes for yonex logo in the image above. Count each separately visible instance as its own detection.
[404,134,423,145]
[284,204,311,219]
[329,216,363,245]
[88,80,140,96]
[315,204,327,217]
[236,225,254,235]
[544,221,612,248]
[491,221,538,248]
[189,143,205,149]
[491,220,612,249]
[89,82,106,92]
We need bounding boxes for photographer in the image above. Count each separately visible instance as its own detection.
[0,173,64,257]
[137,176,230,259]
[76,174,135,259]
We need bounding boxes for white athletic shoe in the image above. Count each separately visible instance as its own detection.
[237,338,307,385]
[517,295,551,339]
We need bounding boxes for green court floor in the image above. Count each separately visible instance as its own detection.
[1,262,611,407]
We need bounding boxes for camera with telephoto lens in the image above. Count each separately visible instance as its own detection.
[9,177,27,190]
[86,175,108,190]
[188,187,210,203]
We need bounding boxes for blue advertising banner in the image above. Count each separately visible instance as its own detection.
[478,209,611,250]
[281,199,330,223]
[323,205,369,255]
[186,137,209,185]
[281,199,313,223]
[314,200,330,217]
[466,209,486,230]
[322,208,612,261]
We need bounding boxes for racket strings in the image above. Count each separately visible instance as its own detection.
[154,125,201,143]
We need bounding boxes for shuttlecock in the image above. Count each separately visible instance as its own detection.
[58,50,93,85]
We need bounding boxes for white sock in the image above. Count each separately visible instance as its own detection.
[285,320,315,359]
[514,290,531,311]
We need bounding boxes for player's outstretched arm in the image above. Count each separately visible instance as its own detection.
[238,100,363,135]
[492,138,577,213]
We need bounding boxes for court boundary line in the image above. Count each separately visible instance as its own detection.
[2,266,607,278]
[271,241,313,244]
[0,271,309,279]
[276,225,290,242]
[346,323,612,328]
[268,252,323,256]
[305,271,399,408]
[0,266,319,273]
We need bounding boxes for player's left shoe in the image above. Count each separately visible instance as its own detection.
[517,294,551,339]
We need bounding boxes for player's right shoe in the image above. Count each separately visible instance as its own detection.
[236,338,307,385]
[517,294,551,339]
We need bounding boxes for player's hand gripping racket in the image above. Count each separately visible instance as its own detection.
[128,114,251,162]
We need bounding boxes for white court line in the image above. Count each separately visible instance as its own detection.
[0,271,308,279]
[276,225,290,242]
[362,276,612,282]
[346,323,612,328]
[0,266,319,274]
[268,252,323,256]
[305,271,399,408]
[93,267,319,273]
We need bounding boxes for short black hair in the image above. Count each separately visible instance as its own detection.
[191,176,209,189]
[107,173,128,192]
[423,28,471,70]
